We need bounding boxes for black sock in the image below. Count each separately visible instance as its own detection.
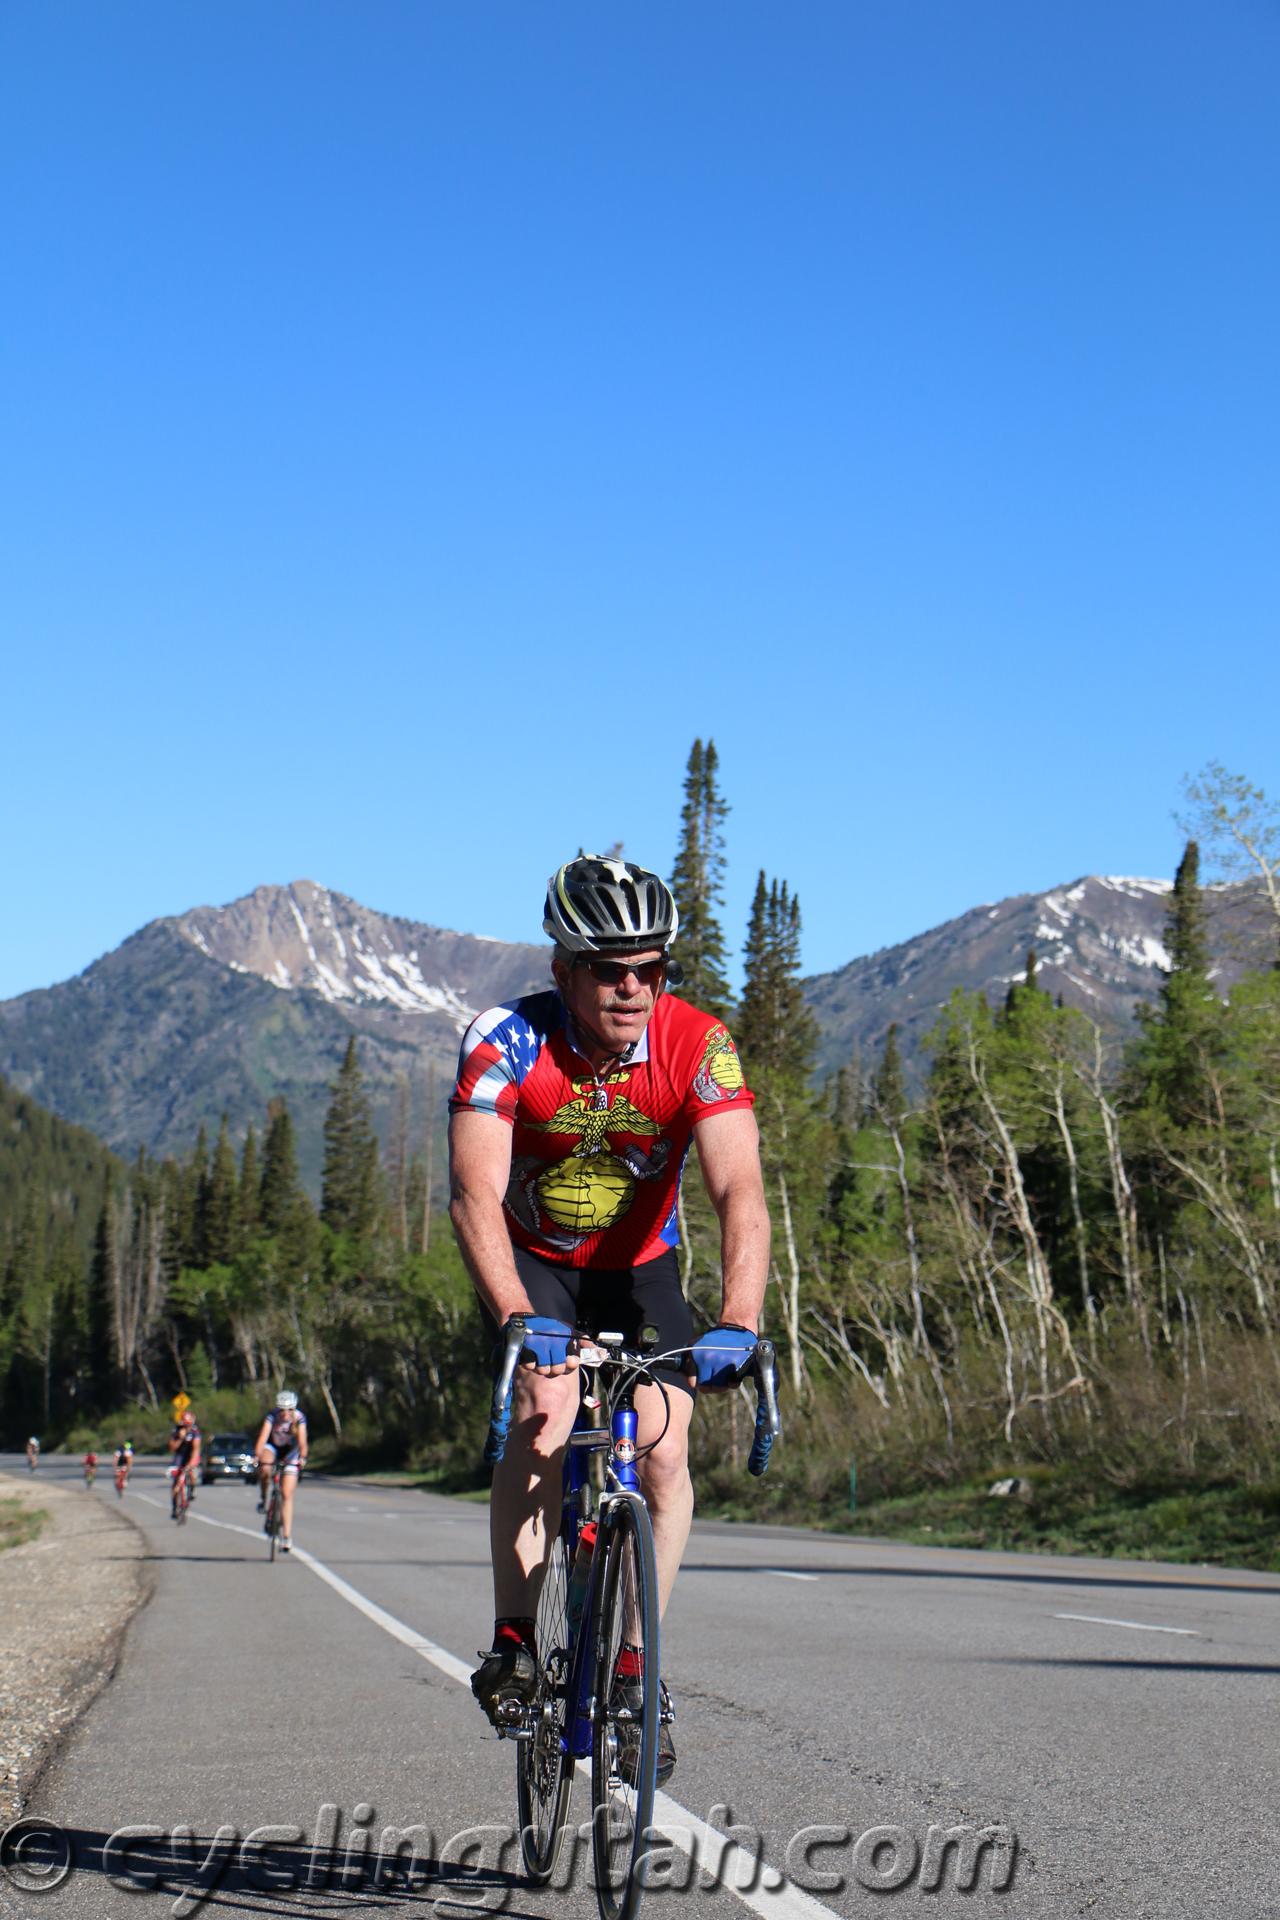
[493,1617,536,1653]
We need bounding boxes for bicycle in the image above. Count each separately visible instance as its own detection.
[115,1464,129,1499]
[83,1459,97,1488]
[263,1462,290,1560]
[484,1317,780,1920]
[170,1464,191,1524]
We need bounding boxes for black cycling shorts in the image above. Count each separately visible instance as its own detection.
[479,1245,697,1400]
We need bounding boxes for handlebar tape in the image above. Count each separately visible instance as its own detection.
[484,1316,528,1466]
[748,1339,781,1478]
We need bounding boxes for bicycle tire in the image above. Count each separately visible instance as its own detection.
[269,1486,279,1562]
[517,1527,575,1883]
[590,1496,660,1920]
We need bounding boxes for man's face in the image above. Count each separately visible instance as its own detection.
[554,949,666,1056]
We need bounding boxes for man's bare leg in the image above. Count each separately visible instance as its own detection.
[490,1369,581,1617]
[490,1372,694,1619]
[635,1381,694,1618]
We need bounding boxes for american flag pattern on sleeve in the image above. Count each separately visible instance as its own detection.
[450,997,554,1122]
[450,988,754,1270]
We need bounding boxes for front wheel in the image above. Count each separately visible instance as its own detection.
[590,1496,660,1920]
[517,1527,575,1884]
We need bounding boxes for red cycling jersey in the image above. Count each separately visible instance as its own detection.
[451,989,754,1269]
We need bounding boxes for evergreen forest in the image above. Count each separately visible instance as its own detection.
[6,753,1280,1566]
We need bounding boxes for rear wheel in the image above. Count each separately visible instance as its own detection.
[590,1497,660,1920]
[517,1526,575,1883]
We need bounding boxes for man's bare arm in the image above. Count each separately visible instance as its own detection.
[448,1110,532,1324]
[692,1107,772,1333]
[449,1111,580,1378]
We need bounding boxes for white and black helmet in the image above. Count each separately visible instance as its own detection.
[544,856,680,956]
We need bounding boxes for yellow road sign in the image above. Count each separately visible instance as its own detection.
[172,1392,191,1412]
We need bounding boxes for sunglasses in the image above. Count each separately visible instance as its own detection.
[578,956,667,988]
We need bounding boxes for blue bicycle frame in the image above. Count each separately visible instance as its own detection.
[556,1390,644,1760]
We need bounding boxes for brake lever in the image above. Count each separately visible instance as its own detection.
[484,1315,528,1465]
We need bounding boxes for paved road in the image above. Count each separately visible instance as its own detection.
[4,1453,1279,1917]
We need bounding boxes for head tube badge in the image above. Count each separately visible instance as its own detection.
[613,1435,637,1465]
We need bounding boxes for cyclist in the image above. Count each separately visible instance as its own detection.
[450,856,770,1785]
[167,1409,201,1512]
[254,1390,307,1553]
[83,1449,98,1486]
[115,1441,134,1493]
[26,1437,39,1473]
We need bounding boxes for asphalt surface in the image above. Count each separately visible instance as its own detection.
[3,1452,1279,1918]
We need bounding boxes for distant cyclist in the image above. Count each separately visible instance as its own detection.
[255,1390,307,1554]
[26,1437,39,1474]
[83,1450,98,1487]
[167,1409,201,1513]
[115,1441,133,1495]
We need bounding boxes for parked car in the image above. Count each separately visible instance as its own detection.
[201,1432,257,1485]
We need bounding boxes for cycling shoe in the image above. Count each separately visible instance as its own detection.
[470,1643,536,1729]
[613,1677,676,1788]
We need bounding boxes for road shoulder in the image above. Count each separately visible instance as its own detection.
[0,1470,151,1820]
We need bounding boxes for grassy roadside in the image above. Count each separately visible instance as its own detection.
[695,1463,1280,1570]
[322,1455,1280,1567]
[0,1495,47,1552]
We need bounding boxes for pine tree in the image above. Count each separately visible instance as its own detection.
[872,1023,907,1128]
[669,738,733,1021]
[188,1125,209,1266]
[1167,841,1211,979]
[1134,839,1222,1126]
[1005,948,1039,1019]
[239,1125,260,1239]
[259,1102,304,1235]
[321,1035,381,1241]
[738,874,818,1081]
[736,871,822,1395]
[205,1115,239,1267]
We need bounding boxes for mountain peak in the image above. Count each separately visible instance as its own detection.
[171,879,543,1030]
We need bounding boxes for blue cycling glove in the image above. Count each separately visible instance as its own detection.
[688,1325,758,1390]
[505,1316,574,1369]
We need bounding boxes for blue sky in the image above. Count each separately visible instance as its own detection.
[3,1,1278,999]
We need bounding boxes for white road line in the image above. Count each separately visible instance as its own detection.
[1054,1612,1199,1636]
[134,1492,837,1917]
[761,1569,819,1582]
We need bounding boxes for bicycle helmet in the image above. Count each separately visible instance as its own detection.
[275,1389,298,1411]
[543,857,679,955]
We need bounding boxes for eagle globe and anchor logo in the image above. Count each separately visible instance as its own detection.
[505,1026,746,1249]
